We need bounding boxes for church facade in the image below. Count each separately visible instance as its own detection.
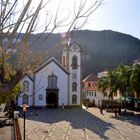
[18,38,81,107]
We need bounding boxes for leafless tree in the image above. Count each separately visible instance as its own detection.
[0,0,104,94]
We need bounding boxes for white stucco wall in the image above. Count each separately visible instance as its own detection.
[84,91,104,106]
[35,60,69,106]
[18,76,33,106]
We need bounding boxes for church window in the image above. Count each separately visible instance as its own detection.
[23,81,29,91]
[22,94,28,104]
[62,56,66,67]
[94,92,96,97]
[72,55,78,69]
[39,94,43,100]
[48,74,57,88]
[88,83,91,87]
[72,94,77,104]
[72,82,77,92]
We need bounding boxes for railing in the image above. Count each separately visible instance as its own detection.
[14,119,22,140]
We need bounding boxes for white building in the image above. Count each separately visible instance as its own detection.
[97,70,108,79]
[18,37,81,108]
[82,72,121,107]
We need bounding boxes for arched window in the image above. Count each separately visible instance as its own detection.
[48,73,57,88]
[22,94,28,104]
[94,92,96,97]
[72,55,78,69]
[23,81,29,91]
[72,95,77,104]
[62,56,66,67]
[39,94,43,100]
[72,82,77,92]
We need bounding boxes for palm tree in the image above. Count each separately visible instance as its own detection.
[130,64,140,108]
[98,76,109,97]
[107,70,119,100]
[98,70,119,101]
[115,65,132,94]
[115,64,133,111]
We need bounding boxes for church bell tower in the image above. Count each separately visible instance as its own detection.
[61,32,81,106]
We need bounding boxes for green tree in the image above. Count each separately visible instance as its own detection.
[115,64,132,96]
[130,64,140,101]
[107,70,119,100]
[0,83,21,118]
[98,75,109,98]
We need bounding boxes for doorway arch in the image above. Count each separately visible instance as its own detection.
[46,89,59,108]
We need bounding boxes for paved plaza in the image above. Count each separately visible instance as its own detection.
[0,125,13,140]
[19,108,140,140]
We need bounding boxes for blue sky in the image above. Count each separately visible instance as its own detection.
[83,0,140,39]
[17,0,140,39]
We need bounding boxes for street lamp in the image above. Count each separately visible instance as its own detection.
[21,104,29,140]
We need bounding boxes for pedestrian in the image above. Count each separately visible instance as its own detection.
[62,103,64,109]
[118,105,121,115]
[100,104,103,115]
[114,109,117,117]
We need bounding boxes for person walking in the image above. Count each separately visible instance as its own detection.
[114,109,118,117]
[100,104,103,115]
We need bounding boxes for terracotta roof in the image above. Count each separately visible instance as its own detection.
[83,74,99,82]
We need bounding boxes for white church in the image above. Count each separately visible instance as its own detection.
[18,36,81,108]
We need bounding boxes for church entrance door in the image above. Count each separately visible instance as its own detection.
[46,89,59,108]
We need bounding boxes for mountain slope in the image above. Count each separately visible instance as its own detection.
[29,30,140,76]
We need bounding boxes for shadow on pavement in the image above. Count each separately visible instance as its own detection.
[110,113,140,126]
[20,108,114,139]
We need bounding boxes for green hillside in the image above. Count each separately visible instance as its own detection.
[29,30,140,76]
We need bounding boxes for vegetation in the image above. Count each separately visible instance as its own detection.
[0,83,21,118]
[98,64,140,101]
[24,30,140,77]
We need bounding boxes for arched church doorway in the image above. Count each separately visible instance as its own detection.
[46,89,59,108]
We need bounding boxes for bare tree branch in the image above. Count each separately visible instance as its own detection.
[0,0,104,94]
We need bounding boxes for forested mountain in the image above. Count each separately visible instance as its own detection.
[29,30,140,77]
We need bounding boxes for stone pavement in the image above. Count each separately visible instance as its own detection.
[0,112,14,140]
[0,125,13,140]
[18,108,140,140]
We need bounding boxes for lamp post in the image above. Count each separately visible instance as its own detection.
[22,104,30,140]
[23,104,26,140]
